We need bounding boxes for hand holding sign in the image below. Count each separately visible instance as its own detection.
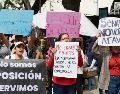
[96,32,101,38]
[76,46,81,55]
[52,48,57,55]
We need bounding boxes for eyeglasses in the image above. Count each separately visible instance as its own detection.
[61,37,69,40]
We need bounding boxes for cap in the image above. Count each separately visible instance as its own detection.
[14,42,25,48]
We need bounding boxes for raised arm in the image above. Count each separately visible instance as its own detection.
[92,39,100,56]
[28,25,36,50]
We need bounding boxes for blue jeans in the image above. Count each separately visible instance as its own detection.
[53,83,76,94]
[108,76,120,94]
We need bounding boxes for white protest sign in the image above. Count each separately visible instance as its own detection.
[33,13,46,29]
[53,42,79,78]
[98,17,120,46]
[80,14,98,37]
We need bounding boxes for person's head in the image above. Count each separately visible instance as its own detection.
[110,46,120,54]
[58,33,70,42]
[75,37,84,50]
[14,42,25,57]
[15,35,24,42]
[99,46,109,54]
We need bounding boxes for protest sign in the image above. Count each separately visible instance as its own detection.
[0,59,46,94]
[98,17,120,46]
[33,13,46,29]
[0,10,33,36]
[46,12,80,38]
[53,42,79,78]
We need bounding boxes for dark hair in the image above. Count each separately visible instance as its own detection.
[15,35,23,42]
[57,33,69,41]
[109,46,112,52]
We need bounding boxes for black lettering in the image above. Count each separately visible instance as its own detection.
[100,18,106,28]
[54,65,59,68]
[112,20,120,27]
[102,38,108,44]
[56,61,64,64]
[107,37,112,44]
[67,65,70,68]
[116,37,120,43]
[112,28,120,35]
[112,37,117,43]
[104,29,111,36]
[112,37,120,43]
[107,20,112,27]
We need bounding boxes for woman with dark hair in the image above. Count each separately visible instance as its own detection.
[47,33,83,94]
[92,40,110,94]
[57,33,70,42]
[5,42,28,59]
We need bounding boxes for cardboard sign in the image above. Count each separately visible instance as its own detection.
[0,10,33,36]
[46,12,80,38]
[53,42,79,78]
[98,17,120,46]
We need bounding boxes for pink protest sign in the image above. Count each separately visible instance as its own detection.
[46,12,80,38]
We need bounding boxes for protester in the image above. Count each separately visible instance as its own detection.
[92,39,110,94]
[73,37,86,94]
[86,37,96,66]
[46,46,53,94]
[27,36,43,59]
[47,33,83,94]
[0,33,10,59]
[107,46,120,94]
[5,42,28,59]
[10,25,36,58]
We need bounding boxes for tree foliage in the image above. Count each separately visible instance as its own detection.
[2,0,46,14]
[3,0,24,10]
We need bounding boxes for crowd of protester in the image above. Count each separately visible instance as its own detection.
[0,25,120,94]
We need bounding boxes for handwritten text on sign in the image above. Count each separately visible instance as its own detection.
[0,10,33,36]
[46,12,80,38]
[98,17,120,46]
[54,42,79,78]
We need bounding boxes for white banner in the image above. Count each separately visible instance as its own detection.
[53,42,79,78]
[98,17,120,46]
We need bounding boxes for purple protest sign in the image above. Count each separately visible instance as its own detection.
[46,12,80,38]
